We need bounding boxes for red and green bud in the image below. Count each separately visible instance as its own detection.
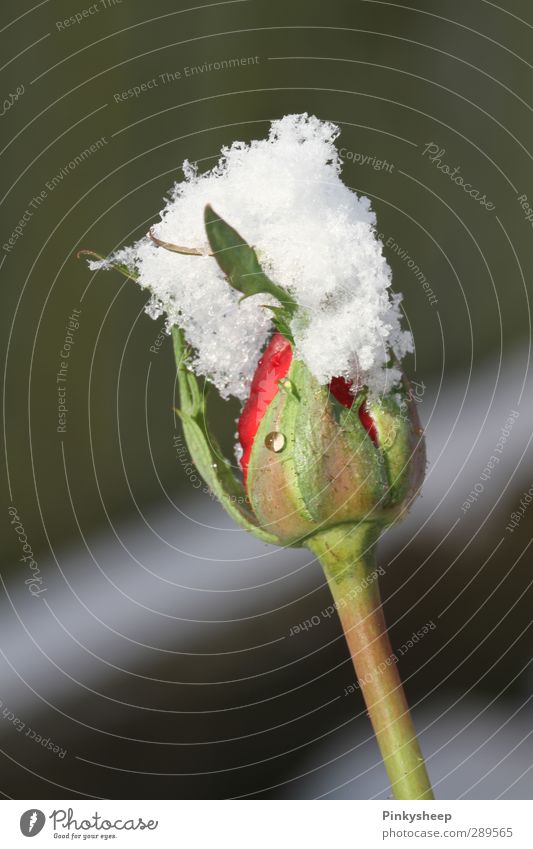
[237,332,425,545]
[139,206,426,549]
[201,206,426,547]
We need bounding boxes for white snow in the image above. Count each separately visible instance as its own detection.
[91,113,413,400]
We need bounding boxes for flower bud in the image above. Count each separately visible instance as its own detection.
[92,201,426,550]
[241,335,425,545]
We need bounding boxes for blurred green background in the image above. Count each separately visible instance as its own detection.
[1,0,532,799]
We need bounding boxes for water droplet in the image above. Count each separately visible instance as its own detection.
[265,431,286,453]
[417,427,424,436]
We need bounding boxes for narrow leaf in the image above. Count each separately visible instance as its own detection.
[171,327,280,544]
[204,205,298,317]
[148,228,212,257]
[77,250,139,282]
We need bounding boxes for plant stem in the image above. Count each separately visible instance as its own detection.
[307,522,434,800]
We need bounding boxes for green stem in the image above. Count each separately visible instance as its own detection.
[307,523,434,800]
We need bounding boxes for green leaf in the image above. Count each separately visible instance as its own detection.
[171,327,280,544]
[203,205,298,338]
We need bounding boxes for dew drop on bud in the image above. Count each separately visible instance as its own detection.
[264,431,286,453]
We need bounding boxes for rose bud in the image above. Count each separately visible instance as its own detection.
[239,330,425,546]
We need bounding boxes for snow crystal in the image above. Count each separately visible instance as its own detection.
[95,113,413,400]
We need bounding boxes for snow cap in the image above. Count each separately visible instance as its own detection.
[93,113,412,400]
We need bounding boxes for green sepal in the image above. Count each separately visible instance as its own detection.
[204,205,297,339]
[171,327,280,545]
[262,305,295,344]
[367,387,420,508]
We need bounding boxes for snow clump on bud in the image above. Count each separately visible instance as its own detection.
[91,113,412,400]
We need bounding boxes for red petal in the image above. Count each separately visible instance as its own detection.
[329,376,378,446]
[329,376,355,408]
[358,401,379,446]
[238,333,292,482]
[238,342,379,485]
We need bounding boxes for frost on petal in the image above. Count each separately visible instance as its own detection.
[96,113,413,401]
